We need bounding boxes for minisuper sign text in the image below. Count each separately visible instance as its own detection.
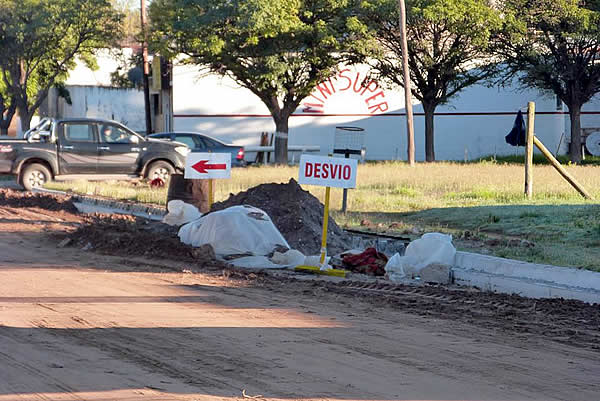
[298,155,357,189]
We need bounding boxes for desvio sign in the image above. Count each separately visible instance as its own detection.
[298,155,358,189]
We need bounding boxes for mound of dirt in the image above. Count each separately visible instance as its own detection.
[0,188,78,213]
[211,179,351,255]
[70,214,229,269]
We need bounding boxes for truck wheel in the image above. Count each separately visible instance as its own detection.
[147,161,174,182]
[21,163,52,191]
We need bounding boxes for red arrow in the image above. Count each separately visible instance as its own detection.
[192,160,227,174]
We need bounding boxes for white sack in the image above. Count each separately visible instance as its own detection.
[385,233,456,280]
[230,256,284,269]
[384,253,406,281]
[230,249,305,269]
[178,205,290,256]
[162,200,202,226]
[271,249,305,267]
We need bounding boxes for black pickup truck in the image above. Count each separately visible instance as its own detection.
[0,118,187,190]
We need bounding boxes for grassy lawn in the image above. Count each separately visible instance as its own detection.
[45,161,600,271]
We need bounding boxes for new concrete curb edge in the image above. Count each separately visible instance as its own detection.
[454,251,600,304]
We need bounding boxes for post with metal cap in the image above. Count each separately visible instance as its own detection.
[525,101,535,199]
[333,126,365,213]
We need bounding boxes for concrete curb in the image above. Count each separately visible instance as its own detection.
[33,188,167,221]
[453,251,600,304]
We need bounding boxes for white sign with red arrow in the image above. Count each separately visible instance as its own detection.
[184,152,231,179]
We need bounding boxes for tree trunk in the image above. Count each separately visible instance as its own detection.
[568,104,583,164]
[18,108,33,133]
[424,105,436,162]
[273,115,289,165]
[0,95,16,136]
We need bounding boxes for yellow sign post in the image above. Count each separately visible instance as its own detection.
[319,186,331,266]
[295,154,358,277]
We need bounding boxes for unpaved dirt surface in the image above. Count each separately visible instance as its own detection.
[1,189,600,401]
[212,179,351,255]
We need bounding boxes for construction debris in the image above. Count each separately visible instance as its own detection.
[212,178,353,255]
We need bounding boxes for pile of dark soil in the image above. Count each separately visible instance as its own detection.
[70,214,229,268]
[211,179,352,255]
[0,188,78,213]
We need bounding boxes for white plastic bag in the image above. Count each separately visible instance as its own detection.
[385,233,456,281]
[162,200,202,226]
[384,252,406,281]
[271,249,305,267]
[178,205,289,256]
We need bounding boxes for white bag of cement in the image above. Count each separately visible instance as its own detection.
[384,253,406,281]
[230,255,284,269]
[162,200,202,226]
[230,249,305,269]
[271,249,305,267]
[178,205,290,256]
[385,233,456,281]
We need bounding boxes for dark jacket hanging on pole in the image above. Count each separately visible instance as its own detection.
[505,110,526,146]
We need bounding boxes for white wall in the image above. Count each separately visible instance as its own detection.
[173,63,600,161]
[52,85,146,132]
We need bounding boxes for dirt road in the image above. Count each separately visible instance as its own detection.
[0,194,599,400]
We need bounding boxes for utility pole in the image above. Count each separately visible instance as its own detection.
[398,0,415,165]
[141,0,152,135]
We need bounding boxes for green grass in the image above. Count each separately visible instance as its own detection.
[477,154,600,166]
[45,161,600,271]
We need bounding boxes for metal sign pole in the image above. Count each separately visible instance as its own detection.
[341,152,350,213]
[319,186,331,267]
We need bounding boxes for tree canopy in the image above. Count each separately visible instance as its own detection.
[149,0,372,163]
[0,0,121,131]
[496,0,600,163]
[359,0,501,161]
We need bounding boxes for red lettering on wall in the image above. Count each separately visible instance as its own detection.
[316,82,334,100]
[337,69,352,91]
[328,78,336,94]
[300,68,389,115]
[369,102,389,114]
[302,103,325,113]
[352,73,364,93]
[361,80,379,96]
[314,163,321,177]
[365,91,384,105]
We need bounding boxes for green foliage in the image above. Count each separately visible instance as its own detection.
[359,0,501,106]
[497,0,600,106]
[496,0,600,163]
[358,0,501,161]
[149,0,372,162]
[0,0,122,128]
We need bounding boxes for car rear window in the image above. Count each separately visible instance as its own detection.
[174,135,197,148]
[202,137,221,148]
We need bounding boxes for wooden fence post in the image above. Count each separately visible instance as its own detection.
[525,102,535,199]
